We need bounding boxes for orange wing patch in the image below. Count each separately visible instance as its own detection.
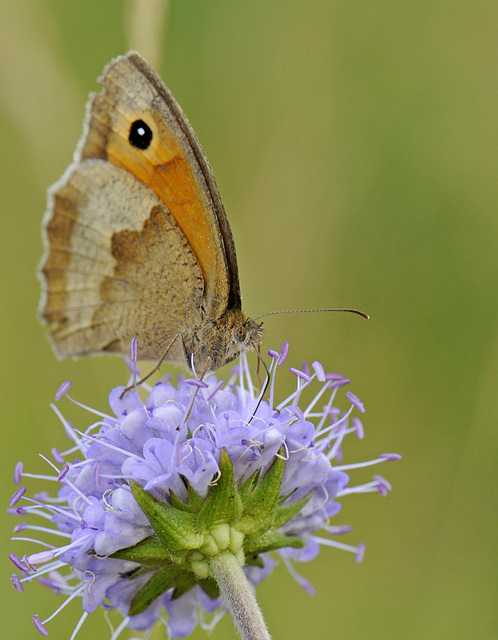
[79,54,231,320]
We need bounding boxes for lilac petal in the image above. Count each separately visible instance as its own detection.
[126,597,163,631]
[119,407,149,439]
[282,451,333,495]
[151,403,184,432]
[164,589,199,637]
[108,574,160,630]
[286,419,315,448]
[244,557,275,586]
[325,470,350,499]
[148,382,177,406]
[178,440,219,497]
[196,584,222,612]
[285,537,320,562]
[93,489,152,556]
[82,571,123,614]
[109,386,143,416]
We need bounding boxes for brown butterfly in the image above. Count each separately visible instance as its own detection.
[39,51,263,376]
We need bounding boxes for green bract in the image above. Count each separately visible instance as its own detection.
[111,448,308,615]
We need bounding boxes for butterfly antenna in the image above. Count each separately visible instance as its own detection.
[253,307,369,320]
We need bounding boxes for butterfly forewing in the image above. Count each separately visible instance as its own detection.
[78,51,240,318]
[40,51,261,373]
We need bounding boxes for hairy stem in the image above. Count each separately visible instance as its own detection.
[210,552,271,640]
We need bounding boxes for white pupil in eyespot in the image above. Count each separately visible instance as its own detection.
[137,127,145,136]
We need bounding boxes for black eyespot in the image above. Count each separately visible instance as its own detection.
[128,119,152,150]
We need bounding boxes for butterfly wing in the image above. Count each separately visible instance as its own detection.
[79,50,241,317]
[41,160,204,362]
[40,51,242,362]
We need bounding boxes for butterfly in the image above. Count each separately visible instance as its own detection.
[39,51,263,376]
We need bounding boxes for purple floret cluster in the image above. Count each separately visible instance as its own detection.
[9,343,399,638]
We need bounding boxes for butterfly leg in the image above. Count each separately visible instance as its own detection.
[120,333,184,398]
[248,350,270,423]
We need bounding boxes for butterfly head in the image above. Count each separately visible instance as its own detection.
[191,309,263,375]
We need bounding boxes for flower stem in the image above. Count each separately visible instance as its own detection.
[210,552,271,640]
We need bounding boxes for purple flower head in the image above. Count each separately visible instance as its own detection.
[9,343,399,638]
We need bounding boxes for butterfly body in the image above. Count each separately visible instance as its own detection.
[40,51,262,373]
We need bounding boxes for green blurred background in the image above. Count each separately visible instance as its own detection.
[1,1,496,638]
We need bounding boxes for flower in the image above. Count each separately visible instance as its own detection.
[9,342,400,638]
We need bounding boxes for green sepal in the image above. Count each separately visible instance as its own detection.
[128,566,220,615]
[110,536,171,565]
[168,484,205,513]
[238,470,259,503]
[187,483,204,511]
[273,493,312,528]
[170,575,220,602]
[130,480,203,554]
[125,564,162,579]
[245,530,304,555]
[129,565,190,616]
[123,449,311,615]
[196,449,243,530]
[198,578,220,600]
[170,572,198,600]
[244,553,264,568]
[169,490,193,513]
[238,453,285,534]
